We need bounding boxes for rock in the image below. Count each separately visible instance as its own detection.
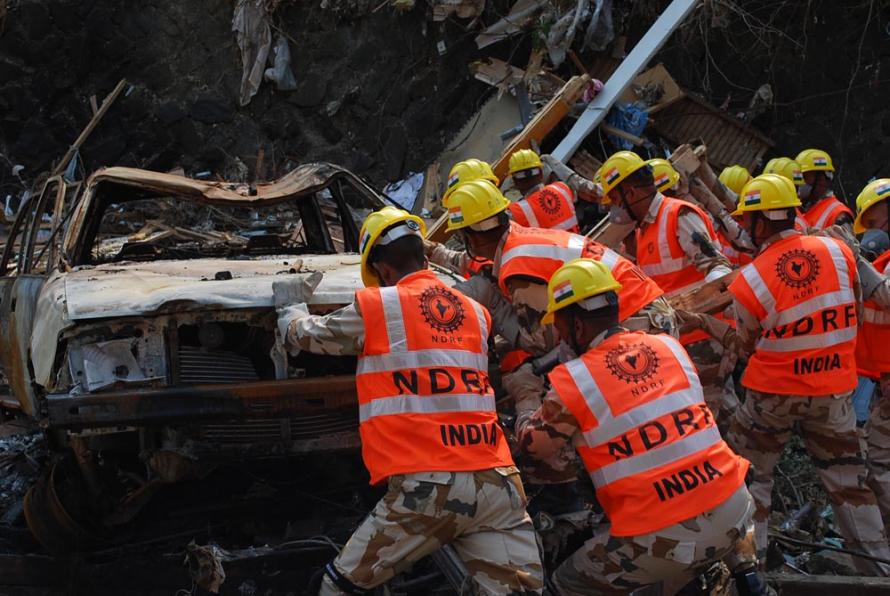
[158,103,187,126]
[190,97,235,125]
[806,550,858,576]
[383,125,408,181]
[287,77,327,108]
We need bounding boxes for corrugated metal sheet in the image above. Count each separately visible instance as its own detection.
[651,94,773,172]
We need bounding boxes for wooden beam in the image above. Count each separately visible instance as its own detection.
[52,79,128,177]
[667,270,739,315]
[766,573,890,596]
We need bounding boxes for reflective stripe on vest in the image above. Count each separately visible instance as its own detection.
[636,197,719,295]
[550,331,747,536]
[515,199,540,227]
[730,233,858,395]
[803,196,853,230]
[497,224,664,322]
[856,251,890,378]
[354,271,514,484]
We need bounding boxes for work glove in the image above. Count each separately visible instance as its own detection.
[856,256,888,301]
[273,271,323,342]
[422,238,441,258]
[824,224,859,254]
[501,362,545,414]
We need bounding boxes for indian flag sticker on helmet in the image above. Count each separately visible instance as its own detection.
[876,182,890,196]
[553,280,575,303]
[447,173,460,189]
[792,170,803,183]
[360,231,372,254]
[654,173,670,188]
[448,207,464,224]
[604,167,621,185]
[744,189,762,206]
[814,156,828,166]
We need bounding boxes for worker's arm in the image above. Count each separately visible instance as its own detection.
[731,298,761,360]
[676,209,733,281]
[540,154,601,203]
[453,275,523,348]
[274,273,363,356]
[512,376,581,461]
[676,309,744,352]
[424,239,469,276]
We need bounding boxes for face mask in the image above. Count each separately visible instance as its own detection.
[609,204,633,225]
[798,183,813,201]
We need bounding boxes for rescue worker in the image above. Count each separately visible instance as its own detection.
[600,151,732,297]
[508,258,766,595]
[651,158,752,267]
[442,159,500,278]
[852,179,890,525]
[724,174,890,575]
[507,149,580,232]
[426,179,671,490]
[601,151,738,425]
[719,164,752,196]
[274,206,544,595]
[795,148,854,230]
[762,157,810,232]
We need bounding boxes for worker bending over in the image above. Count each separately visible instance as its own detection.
[795,148,853,230]
[506,149,580,232]
[762,157,811,233]
[274,206,544,595]
[510,258,766,595]
[724,174,890,575]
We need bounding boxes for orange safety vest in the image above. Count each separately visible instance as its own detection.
[463,257,493,280]
[717,229,753,267]
[549,330,748,536]
[857,250,890,379]
[635,196,723,295]
[497,223,664,323]
[802,195,854,230]
[794,209,808,233]
[355,270,514,484]
[729,232,858,396]
[508,182,580,233]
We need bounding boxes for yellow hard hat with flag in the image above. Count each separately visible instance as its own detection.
[731,174,801,217]
[854,178,890,234]
[359,206,426,287]
[542,259,622,324]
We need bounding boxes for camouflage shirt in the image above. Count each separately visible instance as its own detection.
[284,302,365,356]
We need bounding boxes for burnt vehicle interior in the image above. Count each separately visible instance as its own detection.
[0,167,401,559]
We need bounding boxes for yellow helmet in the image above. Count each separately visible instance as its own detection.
[854,178,890,234]
[359,206,426,287]
[508,149,543,176]
[444,159,499,204]
[446,179,510,232]
[646,158,679,193]
[598,151,649,196]
[718,165,752,195]
[731,174,802,217]
[795,148,835,173]
[763,157,804,186]
[542,259,623,325]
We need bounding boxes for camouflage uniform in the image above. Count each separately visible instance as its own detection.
[319,468,543,595]
[281,295,544,594]
[867,374,890,526]
[427,242,677,487]
[725,238,890,576]
[509,344,758,594]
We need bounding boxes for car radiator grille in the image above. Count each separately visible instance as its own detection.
[201,414,358,444]
[177,346,259,384]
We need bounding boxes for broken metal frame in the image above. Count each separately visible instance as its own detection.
[551,0,700,163]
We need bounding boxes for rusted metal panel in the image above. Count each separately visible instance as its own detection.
[45,376,357,429]
[0,275,49,416]
[652,95,773,172]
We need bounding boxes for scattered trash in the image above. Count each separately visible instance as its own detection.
[431,0,485,21]
[264,35,297,92]
[233,0,273,106]
[383,171,424,211]
[187,542,228,593]
[605,102,648,150]
[475,0,547,49]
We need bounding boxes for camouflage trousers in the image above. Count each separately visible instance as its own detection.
[319,467,544,595]
[684,339,740,434]
[552,485,755,595]
[726,391,890,576]
[866,374,890,526]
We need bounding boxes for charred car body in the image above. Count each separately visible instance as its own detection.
[0,164,452,552]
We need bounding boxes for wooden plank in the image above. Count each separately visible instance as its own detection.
[601,123,645,146]
[52,79,128,177]
[766,573,890,596]
[667,270,739,315]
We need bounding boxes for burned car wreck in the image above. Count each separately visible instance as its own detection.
[0,164,456,553]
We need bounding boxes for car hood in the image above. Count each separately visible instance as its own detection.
[60,254,364,321]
